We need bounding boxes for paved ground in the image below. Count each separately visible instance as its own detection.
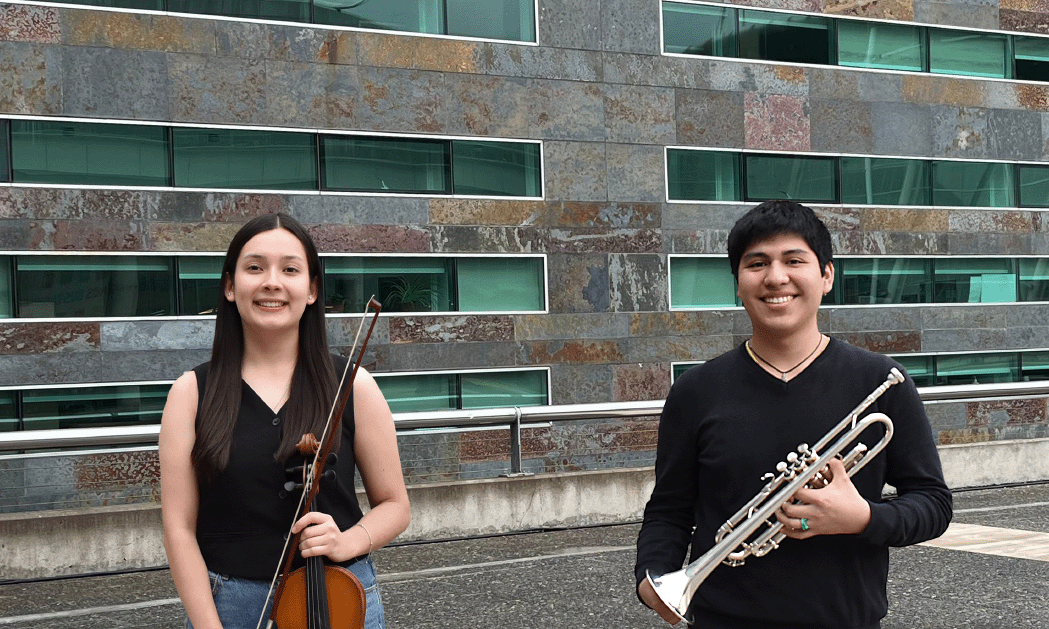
[1,483,1047,628]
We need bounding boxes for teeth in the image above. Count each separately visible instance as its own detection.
[764,296,793,304]
[257,301,284,307]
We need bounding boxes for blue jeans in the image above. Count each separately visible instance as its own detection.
[188,556,385,629]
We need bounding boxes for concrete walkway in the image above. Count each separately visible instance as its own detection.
[1,483,1047,628]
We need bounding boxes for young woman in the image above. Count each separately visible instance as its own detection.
[160,213,410,629]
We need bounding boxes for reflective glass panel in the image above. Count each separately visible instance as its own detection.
[457,257,544,312]
[461,370,547,409]
[446,0,535,42]
[671,363,696,381]
[0,391,16,432]
[0,256,11,318]
[837,20,924,72]
[929,29,1009,78]
[374,373,457,413]
[669,257,738,308]
[894,355,935,387]
[744,154,837,203]
[451,141,541,197]
[932,161,1015,207]
[935,353,1018,385]
[178,256,224,315]
[0,120,9,182]
[840,157,930,206]
[835,258,932,305]
[738,10,833,65]
[168,0,309,22]
[1021,350,1049,381]
[1018,258,1049,301]
[11,120,169,186]
[1019,165,1049,208]
[666,149,740,201]
[322,136,451,193]
[173,128,316,190]
[21,384,170,431]
[16,256,175,318]
[662,2,738,56]
[324,257,453,313]
[315,0,443,34]
[1015,36,1049,82]
[934,258,1017,303]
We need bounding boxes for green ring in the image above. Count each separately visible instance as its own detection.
[800,518,809,531]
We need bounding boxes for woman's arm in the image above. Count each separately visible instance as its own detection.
[160,371,223,629]
[294,367,411,561]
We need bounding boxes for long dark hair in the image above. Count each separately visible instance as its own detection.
[192,213,339,484]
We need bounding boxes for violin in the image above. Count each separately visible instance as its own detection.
[260,298,383,629]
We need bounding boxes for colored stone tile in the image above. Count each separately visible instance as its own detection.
[320,64,362,129]
[601,0,662,55]
[0,323,100,354]
[986,108,1045,161]
[744,92,811,151]
[605,144,666,204]
[901,75,985,108]
[65,11,215,54]
[824,0,915,20]
[810,98,874,154]
[947,231,1033,255]
[0,188,81,219]
[1014,83,1049,111]
[949,210,1036,233]
[629,311,737,338]
[931,106,994,159]
[1004,304,1049,326]
[609,253,667,312]
[857,230,950,255]
[429,199,549,226]
[604,84,675,144]
[521,339,625,364]
[921,327,1009,352]
[149,221,243,252]
[355,66,450,134]
[216,22,336,63]
[603,53,712,90]
[968,399,1048,428]
[80,190,159,221]
[0,353,105,386]
[675,89,745,148]
[388,316,514,344]
[383,340,519,371]
[294,196,429,227]
[201,194,287,222]
[548,363,614,404]
[306,224,431,253]
[833,331,922,353]
[623,333,736,363]
[921,305,1009,330]
[61,46,170,120]
[544,141,608,202]
[0,42,63,114]
[540,0,603,51]
[29,220,145,250]
[1001,9,1049,33]
[74,450,159,496]
[514,313,630,341]
[101,321,215,351]
[0,4,60,43]
[430,225,545,253]
[528,80,606,141]
[316,32,355,65]
[1005,325,1049,349]
[551,202,661,229]
[913,0,1001,30]
[545,253,611,314]
[356,32,478,73]
[480,44,603,83]
[827,307,922,333]
[260,60,331,127]
[168,54,267,124]
[1000,0,1049,11]
[545,228,662,254]
[871,102,934,157]
[861,208,950,232]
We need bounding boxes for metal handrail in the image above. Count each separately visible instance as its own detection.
[2,381,1048,452]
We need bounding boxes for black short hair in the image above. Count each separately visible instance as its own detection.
[727,200,833,280]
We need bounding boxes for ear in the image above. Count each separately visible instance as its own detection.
[224,275,235,302]
[307,278,318,305]
[822,261,835,295]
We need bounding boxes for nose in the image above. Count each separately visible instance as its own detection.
[261,267,282,290]
[764,260,790,286]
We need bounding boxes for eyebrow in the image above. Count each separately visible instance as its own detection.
[743,248,812,260]
[241,253,305,261]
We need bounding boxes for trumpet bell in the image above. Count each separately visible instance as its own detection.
[646,568,693,623]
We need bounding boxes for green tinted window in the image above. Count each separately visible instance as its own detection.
[16,256,175,318]
[934,258,1016,303]
[447,0,535,42]
[936,353,1018,385]
[662,2,737,56]
[461,370,547,409]
[324,257,453,313]
[376,372,457,413]
[669,257,737,308]
[837,20,924,72]
[21,384,169,431]
[0,120,9,182]
[173,128,316,190]
[667,149,740,201]
[315,0,443,34]
[451,141,541,197]
[168,0,309,21]
[178,256,224,315]
[0,256,11,318]
[1015,36,1049,82]
[671,363,695,381]
[0,390,15,432]
[744,154,837,203]
[739,10,833,65]
[1019,165,1049,208]
[322,136,450,193]
[1021,350,1049,381]
[932,161,1015,207]
[929,29,1010,78]
[834,258,932,305]
[457,257,544,311]
[840,157,930,205]
[894,355,935,387]
[11,120,169,186]
[1018,259,1049,301]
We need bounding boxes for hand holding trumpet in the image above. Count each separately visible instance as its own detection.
[775,457,873,539]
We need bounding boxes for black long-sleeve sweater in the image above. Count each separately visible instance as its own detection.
[635,338,952,629]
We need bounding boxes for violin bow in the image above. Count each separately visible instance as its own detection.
[255,297,383,629]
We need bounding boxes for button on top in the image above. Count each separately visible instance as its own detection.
[272,417,280,426]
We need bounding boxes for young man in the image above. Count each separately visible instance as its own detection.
[635,200,952,628]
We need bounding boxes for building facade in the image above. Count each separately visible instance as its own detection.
[2,0,1049,507]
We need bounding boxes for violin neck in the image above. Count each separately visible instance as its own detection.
[305,554,331,629]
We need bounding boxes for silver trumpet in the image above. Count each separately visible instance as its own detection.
[646,367,905,624]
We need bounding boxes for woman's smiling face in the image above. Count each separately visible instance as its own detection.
[226,227,317,334]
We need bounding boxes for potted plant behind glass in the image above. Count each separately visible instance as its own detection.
[384,275,433,311]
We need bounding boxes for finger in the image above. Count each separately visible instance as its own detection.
[825,457,848,483]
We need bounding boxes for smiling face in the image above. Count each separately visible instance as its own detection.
[225,227,317,335]
[736,233,834,341]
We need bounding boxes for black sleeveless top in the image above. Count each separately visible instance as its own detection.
[193,355,365,580]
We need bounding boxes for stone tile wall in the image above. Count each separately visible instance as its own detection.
[2,0,1049,503]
